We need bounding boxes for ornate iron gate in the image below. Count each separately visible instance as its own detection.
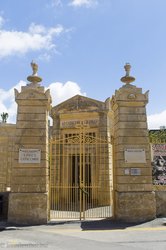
[49,125,113,220]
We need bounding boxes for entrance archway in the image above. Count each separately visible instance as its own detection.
[49,125,113,220]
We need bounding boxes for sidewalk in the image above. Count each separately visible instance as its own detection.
[0,218,166,232]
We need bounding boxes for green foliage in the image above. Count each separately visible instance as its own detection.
[1,112,8,123]
[149,130,166,143]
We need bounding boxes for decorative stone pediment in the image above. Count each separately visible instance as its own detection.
[14,87,52,103]
[112,64,149,106]
[51,95,105,117]
[112,84,149,107]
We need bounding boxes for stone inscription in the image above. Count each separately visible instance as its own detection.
[125,148,146,163]
[60,119,99,128]
[19,149,41,164]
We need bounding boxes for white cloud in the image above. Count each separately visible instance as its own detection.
[0,23,65,59]
[48,81,86,106]
[69,0,98,8]
[0,81,85,124]
[148,110,166,129]
[0,80,26,123]
[28,23,46,34]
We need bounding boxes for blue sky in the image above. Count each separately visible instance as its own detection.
[0,0,166,128]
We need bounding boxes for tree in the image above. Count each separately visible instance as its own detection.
[149,129,166,143]
[1,112,8,123]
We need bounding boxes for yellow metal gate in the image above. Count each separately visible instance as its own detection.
[49,126,113,220]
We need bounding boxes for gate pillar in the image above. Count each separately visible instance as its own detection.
[111,64,156,222]
[8,62,51,224]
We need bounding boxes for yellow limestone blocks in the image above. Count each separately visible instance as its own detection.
[111,64,156,222]
[8,62,51,224]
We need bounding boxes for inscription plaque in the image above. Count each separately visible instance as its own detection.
[60,119,99,128]
[124,168,130,175]
[19,149,41,164]
[125,148,146,163]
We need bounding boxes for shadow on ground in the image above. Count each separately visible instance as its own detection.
[81,219,139,231]
[47,218,153,231]
[1,218,165,231]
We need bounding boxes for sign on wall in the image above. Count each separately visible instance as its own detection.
[125,149,146,163]
[60,119,99,128]
[19,149,41,164]
[124,168,141,175]
[130,168,141,176]
[151,144,166,185]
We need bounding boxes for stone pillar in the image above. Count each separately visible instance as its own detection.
[8,62,52,224]
[111,64,156,222]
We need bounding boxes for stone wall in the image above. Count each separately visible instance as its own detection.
[8,80,51,224]
[0,123,16,192]
[111,71,156,222]
[154,186,166,217]
[115,191,156,222]
[8,193,48,225]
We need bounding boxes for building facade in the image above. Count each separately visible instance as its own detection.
[0,62,163,224]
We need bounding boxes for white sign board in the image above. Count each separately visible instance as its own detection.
[125,149,146,163]
[19,149,41,164]
[124,168,130,175]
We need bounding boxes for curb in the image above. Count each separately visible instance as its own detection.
[0,226,18,231]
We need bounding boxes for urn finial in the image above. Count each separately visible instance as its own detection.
[27,60,42,84]
[120,63,135,84]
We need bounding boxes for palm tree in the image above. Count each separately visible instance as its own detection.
[1,112,8,123]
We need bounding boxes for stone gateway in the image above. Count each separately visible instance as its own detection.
[0,63,158,224]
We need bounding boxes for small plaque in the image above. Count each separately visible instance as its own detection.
[131,168,141,176]
[19,149,41,164]
[124,168,130,175]
[125,148,146,163]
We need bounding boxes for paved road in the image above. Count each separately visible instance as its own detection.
[0,218,166,249]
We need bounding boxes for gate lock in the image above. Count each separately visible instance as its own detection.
[79,182,89,196]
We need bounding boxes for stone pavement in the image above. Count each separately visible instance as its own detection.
[0,218,166,250]
[0,217,166,231]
